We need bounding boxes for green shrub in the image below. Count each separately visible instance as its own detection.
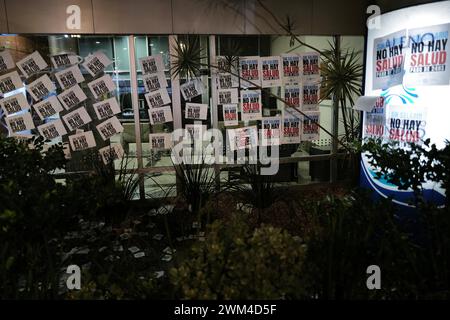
[363,138,450,298]
[170,214,307,299]
[0,136,71,298]
[302,190,419,299]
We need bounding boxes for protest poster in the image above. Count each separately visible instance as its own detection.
[227,125,258,151]
[282,115,301,144]
[5,112,35,134]
[260,56,282,88]
[37,119,67,140]
[88,74,116,99]
[57,84,88,110]
[139,54,164,75]
[0,50,15,72]
[62,106,92,131]
[55,65,85,90]
[26,74,55,102]
[222,104,238,126]
[302,112,320,141]
[148,106,173,125]
[145,88,171,108]
[33,96,64,120]
[0,71,24,95]
[93,97,121,120]
[387,104,427,146]
[50,53,79,69]
[185,103,208,120]
[218,88,239,105]
[373,29,406,90]
[239,56,261,88]
[96,116,124,141]
[180,79,204,100]
[0,93,29,116]
[282,53,302,84]
[404,23,450,86]
[98,143,125,164]
[143,72,168,92]
[82,51,112,77]
[240,89,262,121]
[218,72,239,89]
[284,85,302,109]
[364,96,386,140]
[216,56,238,74]
[69,130,96,151]
[302,52,320,81]
[16,51,48,78]
[261,116,282,146]
[302,82,320,112]
[149,133,173,151]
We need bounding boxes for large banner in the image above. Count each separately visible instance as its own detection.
[373,30,406,90]
[362,1,450,209]
[404,23,450,86]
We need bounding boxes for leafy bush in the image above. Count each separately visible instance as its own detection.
[302,190,418,299]
[0,136,142,299]
[0,136,71,298]
[170,214,307,299]
[363,138,450,298]
[362,138,450,203]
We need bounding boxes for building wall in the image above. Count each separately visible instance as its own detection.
[0,0,373,35]
[1,0,438,36]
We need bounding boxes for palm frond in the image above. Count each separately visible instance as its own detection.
[219,39,241,73]
[320,38,364,143]
[170,35,206,79]
[172,138,219,215]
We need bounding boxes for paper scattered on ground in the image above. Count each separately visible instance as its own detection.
[163,246,176,254]
[134,252,145,258]
[153,234,163,241]
[120,233,130,240]
[128,246,140,254]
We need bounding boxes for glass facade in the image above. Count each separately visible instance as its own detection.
[0,33,364,199]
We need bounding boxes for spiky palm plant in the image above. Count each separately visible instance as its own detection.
[319,38,364,183]
[218,39,241,73]
[170,35,206,80]
[320,38,364,144]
